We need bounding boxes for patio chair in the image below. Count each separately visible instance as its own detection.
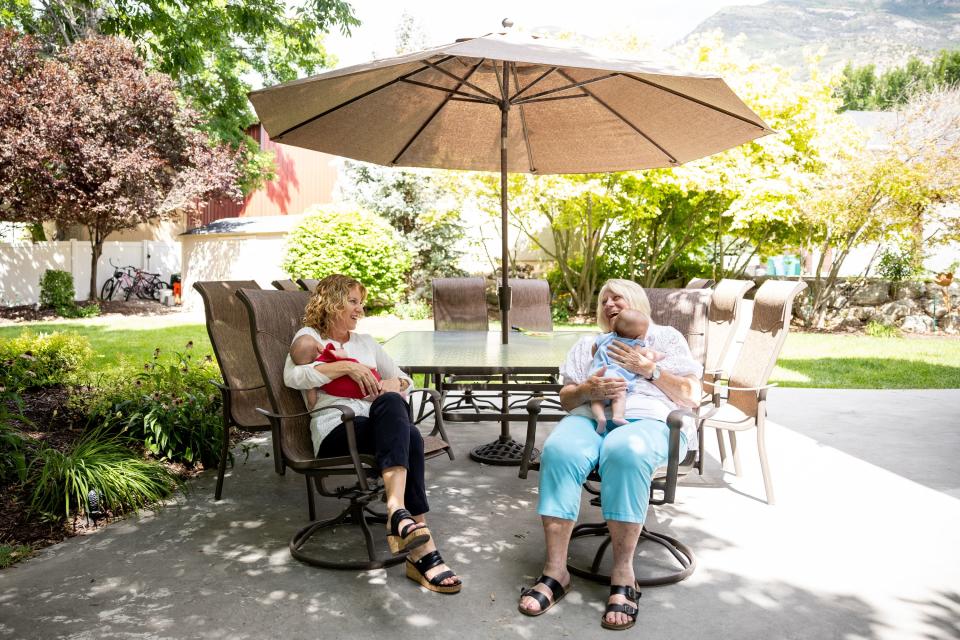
[519,287,711,585]
[507,278,552,332]
[297,278,319,292]
[700,279,806,505]
[237,288,453,569]
[685,277,715,289]
[193,280,280,501]
[271,279,301,291]
[432,277,489,331]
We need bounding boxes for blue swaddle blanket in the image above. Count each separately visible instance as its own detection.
[591,332,644,393]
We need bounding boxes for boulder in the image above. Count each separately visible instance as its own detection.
[900,314,934,333]
[894,281,925,300]
[938,313,960,334]
[877,300,917,324]
[852,281,892,306]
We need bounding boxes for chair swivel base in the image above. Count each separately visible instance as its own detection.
[567,522,696,586]
[470,437,540,466]
[289,502,407,570]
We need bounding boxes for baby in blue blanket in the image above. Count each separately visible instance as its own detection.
[590,308,664,433]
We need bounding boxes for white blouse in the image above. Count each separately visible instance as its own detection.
[283,327,414,455]
[560,322,702,449]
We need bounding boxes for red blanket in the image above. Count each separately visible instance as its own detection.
[315,342,381,399]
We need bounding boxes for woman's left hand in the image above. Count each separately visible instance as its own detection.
[378,378,404,395]
[607,340,659,378]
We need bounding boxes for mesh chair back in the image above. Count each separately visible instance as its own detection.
[272,279,301,291]
[433,277,489,331]
[727,280,806,416]
[298,278,320,292]
[644,288,711,366]
[237,289,316,465]
[704,279,755,374]
[193,281,270,429]
[507,278,553,331]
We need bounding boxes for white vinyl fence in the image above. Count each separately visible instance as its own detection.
[0,240,180,306]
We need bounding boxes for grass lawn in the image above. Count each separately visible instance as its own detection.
[2,320,959,388]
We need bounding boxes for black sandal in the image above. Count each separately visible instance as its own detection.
[405,550,462,594]
[518,575,570,617]
[601,583,640,630]
[387,508,430,554]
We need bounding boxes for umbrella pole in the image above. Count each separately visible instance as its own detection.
[499,61,511,345]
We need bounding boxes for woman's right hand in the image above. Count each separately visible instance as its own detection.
[582,366,627,400]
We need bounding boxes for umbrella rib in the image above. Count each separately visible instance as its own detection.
[391,60,486,166]
[421,59,501,103]
[400,77,498,104]
[511,66,559,101]
[557,69,679,165]
[510,64,537,173]
[515,94,591,104]
[512,73,620,106]
[273,56,456,140]
[623,73,768,131]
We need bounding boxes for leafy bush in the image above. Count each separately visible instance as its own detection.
[0,390,30,485]
[876,246,918,282]
[28,427,177,520]
[392,300,431,320]
[0,331,93,390]
[85,343,223,466]
[865,321,902,338]
[39,269,75,313]
[282,205,412,308]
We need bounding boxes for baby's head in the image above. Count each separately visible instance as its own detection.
[612,308,648,340]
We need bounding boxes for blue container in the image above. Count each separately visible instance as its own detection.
[782,255,801,276]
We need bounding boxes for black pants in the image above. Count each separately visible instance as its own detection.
[316,393,429,516]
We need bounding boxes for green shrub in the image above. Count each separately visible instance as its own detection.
[85,343,223,466]
[0,390,30,485]
[876,246,918,282]
[282,205,412,308]
[865,321,902,338]
[0,331,93,390]
[39,269,75,312]
[393,300,431,320]
[28,427,177,520]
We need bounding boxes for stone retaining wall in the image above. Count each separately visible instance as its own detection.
[774,277,960,334]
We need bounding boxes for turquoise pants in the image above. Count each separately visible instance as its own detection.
[537,415,685,525]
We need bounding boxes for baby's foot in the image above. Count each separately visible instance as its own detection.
[595,418,607,435]
[612,417,629,426]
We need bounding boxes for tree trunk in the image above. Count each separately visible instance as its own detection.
[89,226,103,300]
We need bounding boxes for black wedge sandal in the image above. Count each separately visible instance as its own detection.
[405,550,462,594]
[387,508,430,555]
[518,575,570,617]
[601,583,640,631]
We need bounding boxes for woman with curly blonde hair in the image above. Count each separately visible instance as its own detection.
[284,274,461,594]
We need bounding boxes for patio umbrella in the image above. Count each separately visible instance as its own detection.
[248,27,772,344]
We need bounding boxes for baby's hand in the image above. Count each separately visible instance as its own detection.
[639,347,665,362]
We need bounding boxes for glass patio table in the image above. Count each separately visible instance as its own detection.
[382,330,589,465]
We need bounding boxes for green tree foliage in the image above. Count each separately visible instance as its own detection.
[836,49,960,111]
[1,0,359,190]
[282,205,412,308]
[344,162,466,301]
[0,32,240,298]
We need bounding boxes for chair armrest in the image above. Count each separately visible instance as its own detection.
[519,396,549,479]
[255,404,356,422]
[662,408,695,503]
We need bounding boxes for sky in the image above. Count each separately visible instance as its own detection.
[325,0,767,68]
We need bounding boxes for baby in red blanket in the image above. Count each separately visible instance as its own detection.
[304,342,382,407]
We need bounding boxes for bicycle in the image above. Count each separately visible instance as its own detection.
[100,261,168,301]
[100,261,137,301]
[129,269,168,301]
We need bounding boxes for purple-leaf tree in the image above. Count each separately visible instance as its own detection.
[0,30,241,299]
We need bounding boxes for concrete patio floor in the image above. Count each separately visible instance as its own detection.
[1,388,958,640]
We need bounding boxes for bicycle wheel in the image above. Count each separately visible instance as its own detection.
[100,278,116,301]
[124,279,136,301]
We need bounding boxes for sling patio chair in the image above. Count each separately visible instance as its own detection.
[431,277,499,415]
[193,280,281,501]
[507,278,553,332]
[519,286,711,585]
[237,288,453,569]
[700,279,806,505]
[271,279,302,291]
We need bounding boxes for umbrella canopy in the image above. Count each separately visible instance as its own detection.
[249,29,772,342]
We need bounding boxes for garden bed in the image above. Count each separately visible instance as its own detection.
[0,299,183,324]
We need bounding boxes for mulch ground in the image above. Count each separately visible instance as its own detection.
[0,299,182,324]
